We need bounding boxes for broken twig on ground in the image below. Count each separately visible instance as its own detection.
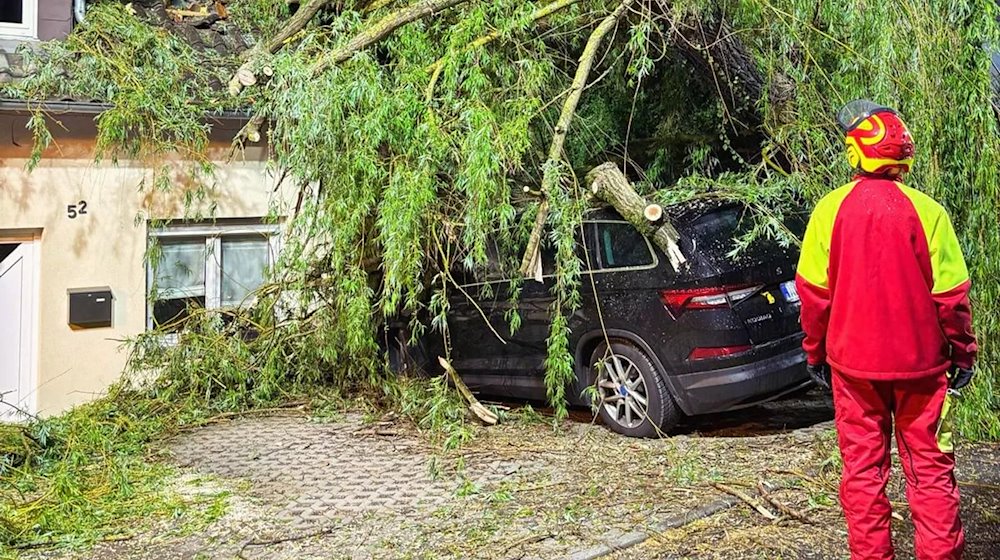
[438,356,499,425]
[711,482,778,521]
[757,481,814,524]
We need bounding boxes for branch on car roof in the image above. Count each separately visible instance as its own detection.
[585,162,686,272]
[518,0,639,278]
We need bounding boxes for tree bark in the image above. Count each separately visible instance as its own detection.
[655,3,794,132]
[243,0,333,62]
[585,162,686,271]
[229,0,335,96]
[312,0,472,74]
[518,0,638,277]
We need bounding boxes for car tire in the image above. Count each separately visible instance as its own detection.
[589,340,680,438]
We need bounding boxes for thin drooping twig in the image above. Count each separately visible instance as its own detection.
[756,481,815,524]
[312,0,472,75]
[518,0,638,277]
[711,482,778,521]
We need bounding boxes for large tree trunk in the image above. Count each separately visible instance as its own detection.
[654,3,795,135]
[586,163,686,271]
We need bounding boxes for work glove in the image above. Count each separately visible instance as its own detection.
[807,362,832,390]
[949,366,974,391]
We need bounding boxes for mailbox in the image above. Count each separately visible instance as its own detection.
[68,288,113,329]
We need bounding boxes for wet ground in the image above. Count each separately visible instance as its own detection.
[18,389,1000,560]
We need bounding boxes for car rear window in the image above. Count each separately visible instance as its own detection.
[595,222,655,270]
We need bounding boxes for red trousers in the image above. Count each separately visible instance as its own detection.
[832,371,964,560]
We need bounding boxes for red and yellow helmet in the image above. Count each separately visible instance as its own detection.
[836,99,914,177]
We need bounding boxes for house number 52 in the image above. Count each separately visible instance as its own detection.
[67,200,88,219]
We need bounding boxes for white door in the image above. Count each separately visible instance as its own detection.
[0,243,35,421]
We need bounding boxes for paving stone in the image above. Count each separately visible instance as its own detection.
[166,414,532,530]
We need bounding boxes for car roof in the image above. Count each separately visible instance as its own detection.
[582,201,741,224]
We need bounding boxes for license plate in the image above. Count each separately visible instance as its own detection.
[780,280,800,303]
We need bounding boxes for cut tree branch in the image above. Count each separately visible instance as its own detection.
[229,0,334,96]
[312,0,472,75]
[585,162,686,271]
[243,0,332,62]
[425,0,583,74]
[518,0,638,278]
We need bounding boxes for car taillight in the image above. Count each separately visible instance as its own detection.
[658,284,763,315]
[688,345,752,361]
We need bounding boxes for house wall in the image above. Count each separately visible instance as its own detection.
[38,0,73,41]
[0,111,290,415]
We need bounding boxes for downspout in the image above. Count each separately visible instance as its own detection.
[73,0,87,24]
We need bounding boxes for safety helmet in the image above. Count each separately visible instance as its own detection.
[836,99,914,177]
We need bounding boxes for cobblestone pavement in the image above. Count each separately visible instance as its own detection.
[48,393,845,560]
[16,393,850,560]
[18,391,999,560]
[86,411,676,560]
[167,413,541,529]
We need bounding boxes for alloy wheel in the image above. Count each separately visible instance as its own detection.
[596,353,650,429]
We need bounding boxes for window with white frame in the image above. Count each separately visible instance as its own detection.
[0,1,37,40]
[147,221,280,331]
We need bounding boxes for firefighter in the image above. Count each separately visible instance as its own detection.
[795,99,977,560]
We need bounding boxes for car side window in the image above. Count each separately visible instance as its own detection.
[540,225,595,276]
[595,222,655,270]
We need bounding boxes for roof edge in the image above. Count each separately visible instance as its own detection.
[0,99,255,123]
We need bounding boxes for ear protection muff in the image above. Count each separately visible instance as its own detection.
[845,141,862,170]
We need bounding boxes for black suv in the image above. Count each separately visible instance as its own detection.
[420,204,810,437]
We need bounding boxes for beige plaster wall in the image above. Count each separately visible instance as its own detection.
[0,134,287,415]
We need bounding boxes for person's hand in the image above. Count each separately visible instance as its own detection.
[949,366,974,391]
[807,362,831,390]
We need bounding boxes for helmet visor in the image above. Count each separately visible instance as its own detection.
[836,99,895,132]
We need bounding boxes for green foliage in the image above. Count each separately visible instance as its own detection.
[7,3,228,163]
[126,306,334,412]
[5,0,999,440]
[228,0,294,38]
[0,393,185,551]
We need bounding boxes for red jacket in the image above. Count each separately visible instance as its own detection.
[795,178,977,380]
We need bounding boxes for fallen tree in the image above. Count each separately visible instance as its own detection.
[10,0,1000,436]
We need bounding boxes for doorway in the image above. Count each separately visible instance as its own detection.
[0,239,37,420]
